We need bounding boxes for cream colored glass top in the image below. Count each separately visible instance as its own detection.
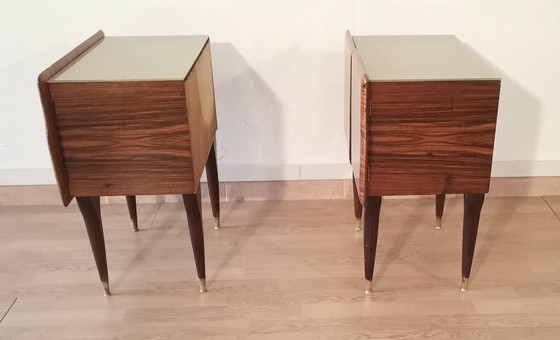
[49,35,209,83]
[352,35,500,82]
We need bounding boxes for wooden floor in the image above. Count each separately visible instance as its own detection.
[1,196,560,339]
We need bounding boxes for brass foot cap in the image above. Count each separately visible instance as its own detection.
[435,216,442,230]
[102,282,111,296]
[214,217,220,230]
[133,227,139,232]
[461,277,469,292]
[355,218,362,231]
[365,280,373,294]
[199,278,207,293]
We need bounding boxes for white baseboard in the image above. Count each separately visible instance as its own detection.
[0,169,57,185]
[491,161,560,177]
[2,177,560,205]
[0,164,353,185]
[218,163,352,182]
[0,161,559,186]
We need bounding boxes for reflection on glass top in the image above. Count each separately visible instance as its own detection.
[49,35,209,83]
[352,35,500,82]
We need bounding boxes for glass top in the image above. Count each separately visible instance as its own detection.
[352,35,500,82]
[49,35,209,83]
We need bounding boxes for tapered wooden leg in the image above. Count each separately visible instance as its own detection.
[364,196,382,294]
[205,142,220,230]
[182,191,207,293]
[435,194,445,230]
[352,175,363,231]
[461,193,485,291]
[125,195,138,232]
[76,196,110,296]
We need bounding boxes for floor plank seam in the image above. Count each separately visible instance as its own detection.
[0,298,17,324]
[146,203,162,230]
[542,196,560,223]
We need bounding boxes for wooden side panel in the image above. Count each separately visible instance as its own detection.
[367,80,500,196]
[344,30,354,159]
[37,30,105,206]
[350,52,368,205]
[49,81,194,197]
[184,41,217,192]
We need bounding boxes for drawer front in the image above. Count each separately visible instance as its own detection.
[367,80,500,196]
[50,80,195,197]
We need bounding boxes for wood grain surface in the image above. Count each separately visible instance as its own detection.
[37,30,105,206]
[367,81,500,196]
[344,30,354,157]
[49,80,195,197]
[350,51,368,205]
[2,196,560,339]
[184,42,217,191]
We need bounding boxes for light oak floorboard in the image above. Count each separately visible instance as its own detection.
[0,197,559,339]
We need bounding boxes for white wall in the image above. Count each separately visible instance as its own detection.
[1,0,559,185]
